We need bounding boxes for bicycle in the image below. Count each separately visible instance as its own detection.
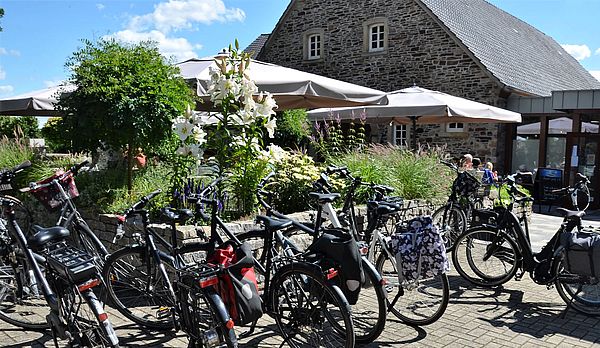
[187,177,355,347]
[103,187,238,347]
[452,172,600,315]
[0,163,119,347]
[432,160,485,251]
[319,166,449,326]
[22,160,109,265]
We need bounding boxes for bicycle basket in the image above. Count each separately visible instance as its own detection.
[388,215,449,283]
[30,170,79,211]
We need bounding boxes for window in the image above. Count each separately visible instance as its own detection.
[369,24,385,52]
[363,18,388,54]
[446,123,464,133]
[393,124,409,147]
[308,34,321,60]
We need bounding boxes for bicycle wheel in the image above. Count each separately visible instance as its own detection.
[554,251,600,316]
[269,262,355,348]
[452,227,519,287]
[352,260,387,344]
[77,289,120,347]
[432,204,466,251]
[102,246,175,329]
[0,256,48,329]
[375,251,448,325]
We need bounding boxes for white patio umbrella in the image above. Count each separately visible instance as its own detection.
[307,86,522,148]
[0,84,75,116]
[517,117,598,134]
[176,56,387,110]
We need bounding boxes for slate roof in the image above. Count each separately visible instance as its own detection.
[244,34,270,59]
[418,0,600,96]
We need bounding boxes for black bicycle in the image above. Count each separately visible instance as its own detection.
[452,173,600,315]
[0,162,119,347]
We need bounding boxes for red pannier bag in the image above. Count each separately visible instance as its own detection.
[208,241,263,325]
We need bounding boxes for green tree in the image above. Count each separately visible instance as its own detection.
[40,117,71,152]
[56,38,195,192]
[0,8,4,31]
[0,116,39,138]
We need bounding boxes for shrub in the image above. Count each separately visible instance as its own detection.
[274,109,311,149]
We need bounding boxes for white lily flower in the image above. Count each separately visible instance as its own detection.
[265,117,277,138]
[173,117,194,141]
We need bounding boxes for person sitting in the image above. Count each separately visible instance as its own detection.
[461,153,473,170]
[483,161,497,184]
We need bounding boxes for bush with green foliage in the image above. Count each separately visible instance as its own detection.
[0,116,39,139]
[274,109,311,149]
[41,117,71,153]
[332,145,452,203]
[311,112,367,160]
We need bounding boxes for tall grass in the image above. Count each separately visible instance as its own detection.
[333,145,453,202]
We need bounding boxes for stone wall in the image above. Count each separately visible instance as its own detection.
[258,0,507,166]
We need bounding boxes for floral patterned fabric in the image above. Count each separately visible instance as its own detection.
[452,171,480,197]
[387,216,450,282]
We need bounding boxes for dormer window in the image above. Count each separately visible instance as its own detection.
[308,34,321,60]
[363,18,388,54]
[369,24,385,52]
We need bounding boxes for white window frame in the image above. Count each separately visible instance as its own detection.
[446,122,465,133]
[369,24,385,52]
[363,18,388,54]
[393,124,409,146]
[307,34,321,60]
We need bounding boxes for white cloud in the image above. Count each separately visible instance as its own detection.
[96,3,105,10]
[106,30,201,62]
[0,66,5,80]
[0,47,21,56]
[596,48,600,56]
[590,71,600,82]
[127,0,245,34]
[561,44,592,61]
[0,86,14,94]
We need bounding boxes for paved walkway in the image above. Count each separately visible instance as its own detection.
[3,211,600,347]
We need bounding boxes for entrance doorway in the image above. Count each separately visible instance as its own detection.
[565,133,599,209]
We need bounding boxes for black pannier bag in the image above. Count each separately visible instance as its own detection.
[307,228,364,305]
[209,242,263,325]
[387,216,449,283]
[560,231,600,278]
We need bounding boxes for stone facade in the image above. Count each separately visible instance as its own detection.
[258,0,509,168]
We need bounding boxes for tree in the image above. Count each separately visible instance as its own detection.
[40,117,71,152]
[0,8,4,31]
[57,38,195,193]
[0,116,39,138]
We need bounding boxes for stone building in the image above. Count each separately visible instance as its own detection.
[246,0,600,172]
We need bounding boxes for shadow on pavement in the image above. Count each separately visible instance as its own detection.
[114,323,182,346]
[1,327,53,348]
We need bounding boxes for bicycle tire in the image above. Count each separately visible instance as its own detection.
[102,246,175,329]
[452,227,519,287]
[237,228,387,344]
[269,262,355,348]
[375,251,449,325]
[0,256,48,329]
[432,204,466,251]
[554,251,600,316]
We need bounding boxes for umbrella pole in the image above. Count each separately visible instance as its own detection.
[410,116,417,150]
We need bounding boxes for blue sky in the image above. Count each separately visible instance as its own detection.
[1,0,599,100]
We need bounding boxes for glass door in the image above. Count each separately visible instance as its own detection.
[566,134,599,209]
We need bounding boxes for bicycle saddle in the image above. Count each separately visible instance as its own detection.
[368,200,401,215]
[28,226,70,250]
[160,207,194,223]
[309,192,341,203]
[556,208,585,219]
[255,215,293,231]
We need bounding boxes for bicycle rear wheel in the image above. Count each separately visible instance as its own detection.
[78,288,120,347]
[102,246,175,329]
[269,262,355,348]
[0,257,48,329]
[432,204,466,251]
[452,227,519,287]
[375,251,448,325]
[554,251,600,316]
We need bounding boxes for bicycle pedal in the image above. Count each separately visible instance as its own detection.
[156,306,172,319]
[514,272,524,281]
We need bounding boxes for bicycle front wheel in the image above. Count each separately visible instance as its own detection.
[269,262,355,348]
[432,204,466,251]
[375,252,448,325]
[102,246,175,329]
[352,260,386,344]
[554,251,600,316]
[452,227,519,287]
[0,258,48,329]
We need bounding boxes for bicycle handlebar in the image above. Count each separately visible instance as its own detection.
[120,189,162,218]
[0,160,31,182]
[69,160,89,176]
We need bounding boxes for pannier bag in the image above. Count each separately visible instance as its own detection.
[452,171,480,197]
[560,231,600,278]
[208,242,263,325]
[307,228,364,305]
[387,216,449,283]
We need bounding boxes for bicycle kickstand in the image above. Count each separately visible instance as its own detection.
[239,319,257,339]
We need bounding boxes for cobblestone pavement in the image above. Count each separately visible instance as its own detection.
[3,212,600,347]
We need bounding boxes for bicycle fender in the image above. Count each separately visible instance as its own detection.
[361,256,383,285]
[205,287,238,346]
